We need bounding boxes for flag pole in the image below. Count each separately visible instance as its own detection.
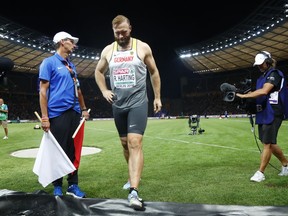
[72,108,91,138]
[34,111,42,122]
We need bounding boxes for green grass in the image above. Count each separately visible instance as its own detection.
[2,117,288,206]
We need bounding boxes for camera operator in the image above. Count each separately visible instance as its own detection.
[236,51,288,182]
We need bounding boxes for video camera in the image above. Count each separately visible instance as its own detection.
[188,115,205,135]
[220,79,256,114]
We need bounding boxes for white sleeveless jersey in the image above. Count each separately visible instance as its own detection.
[109,38,148,109]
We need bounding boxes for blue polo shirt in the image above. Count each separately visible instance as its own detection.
[39,53,81,118]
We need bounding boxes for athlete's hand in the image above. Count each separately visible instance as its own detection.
[154,98,162,113]
[102,90,116,104]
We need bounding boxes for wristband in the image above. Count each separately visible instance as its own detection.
[41,116,49,122]
[81,108,88,111]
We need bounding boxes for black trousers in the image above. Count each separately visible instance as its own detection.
[50,109,81,187]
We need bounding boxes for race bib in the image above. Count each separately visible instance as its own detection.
[113,68,136,89]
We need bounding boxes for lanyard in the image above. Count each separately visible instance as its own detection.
[64,61,78,98]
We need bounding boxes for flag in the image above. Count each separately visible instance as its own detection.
[73,119,85,169]
[33,130,76,188]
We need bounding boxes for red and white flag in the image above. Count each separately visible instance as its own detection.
[72,119,86,169]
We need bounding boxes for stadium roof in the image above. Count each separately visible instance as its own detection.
[0,0,288,78]
[176,0,288,74]
[0,17,101,78]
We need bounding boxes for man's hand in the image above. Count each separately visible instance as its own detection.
[153,98,162,113]
[102,90,116,104]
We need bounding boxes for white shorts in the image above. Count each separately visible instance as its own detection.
[0,120,8,128]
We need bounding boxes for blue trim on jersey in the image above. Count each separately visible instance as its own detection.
[39,53,80,118]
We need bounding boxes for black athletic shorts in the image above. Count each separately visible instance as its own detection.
[112,102,148,137]
[258,115,283,144]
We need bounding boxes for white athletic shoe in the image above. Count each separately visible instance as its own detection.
[278,166,288,176]
[3,136,8,140]
[123,181,130,190]
[128,190,143,210]
[250,171,265,182]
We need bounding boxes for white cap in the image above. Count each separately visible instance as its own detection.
[53,31,79,44]
[253,51,271,66]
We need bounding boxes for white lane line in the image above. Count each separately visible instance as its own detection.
[146,135,259,152]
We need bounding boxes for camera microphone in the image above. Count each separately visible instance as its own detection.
[220,83,237,102]
[220,83,237,92]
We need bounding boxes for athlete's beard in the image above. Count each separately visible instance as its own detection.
[115,35,130,48]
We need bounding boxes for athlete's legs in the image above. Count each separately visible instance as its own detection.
[113,107,130,181]
[128,133,144,189]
